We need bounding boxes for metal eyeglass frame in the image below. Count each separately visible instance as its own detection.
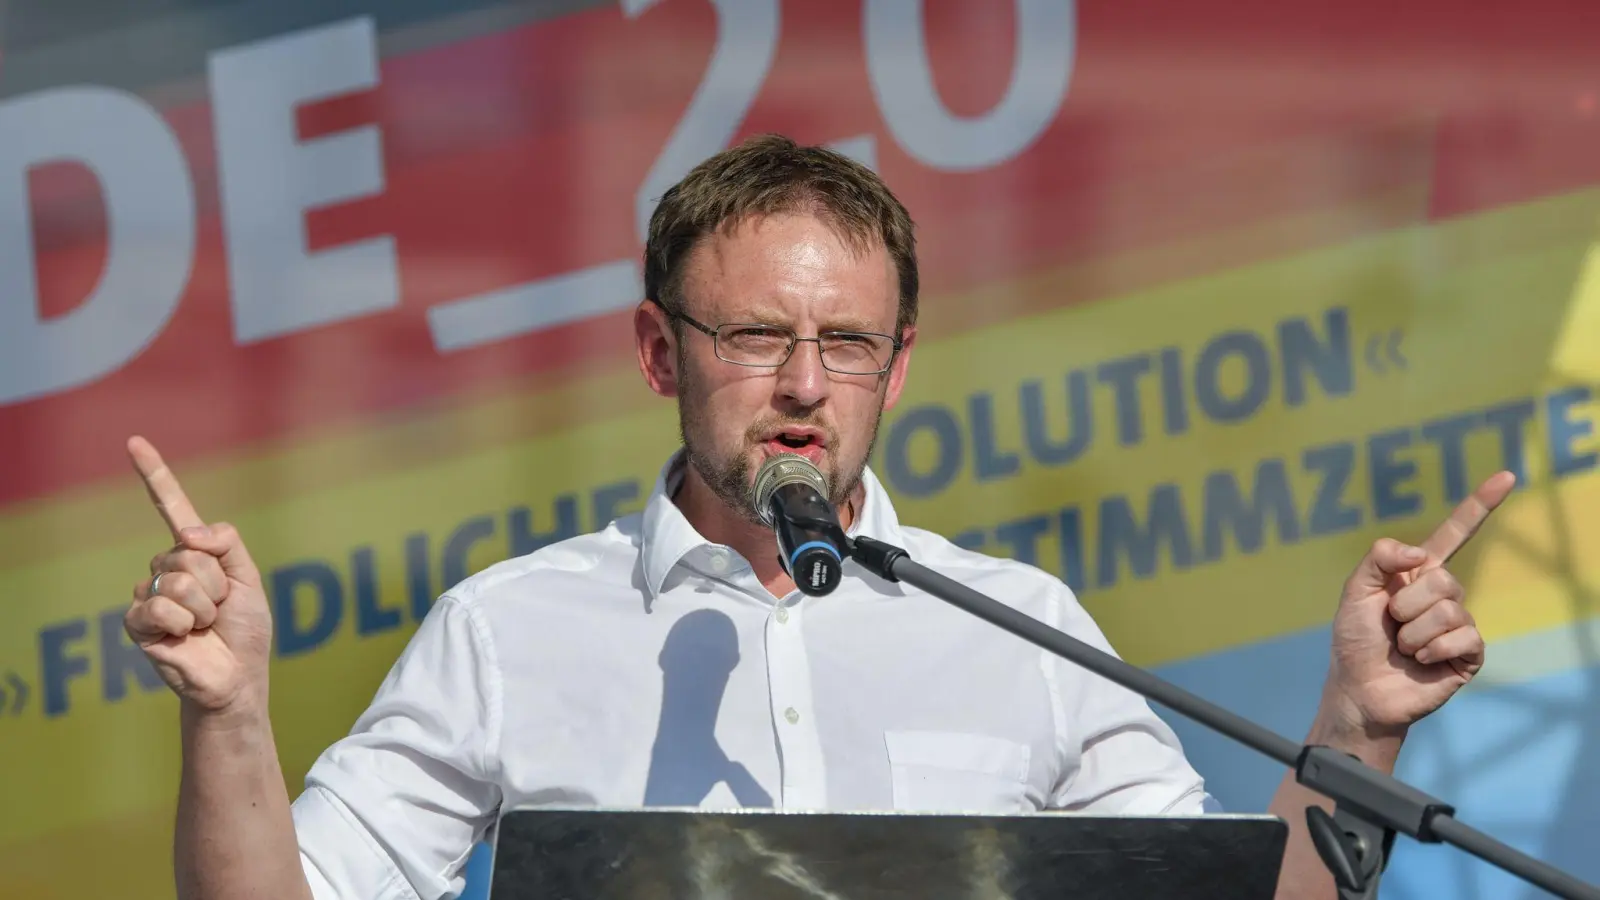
[657,303,904,376]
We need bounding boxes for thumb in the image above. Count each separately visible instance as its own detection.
[179,522,262,586]
[1345,537,1428,597]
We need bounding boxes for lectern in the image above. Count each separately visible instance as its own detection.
[485,806,1288,899]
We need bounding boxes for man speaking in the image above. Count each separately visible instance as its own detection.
[123,134,1512,900]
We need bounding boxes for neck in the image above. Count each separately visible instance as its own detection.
[673,460,860,599]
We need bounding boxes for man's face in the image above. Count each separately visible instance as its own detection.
[636,212,916,525]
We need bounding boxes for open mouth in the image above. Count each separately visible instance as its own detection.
[763,429,826,457]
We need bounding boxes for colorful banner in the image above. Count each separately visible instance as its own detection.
[3,1,1600,896]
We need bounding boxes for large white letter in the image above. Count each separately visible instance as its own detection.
[210,16,397,344]
[865,0,1075,171]
[0,87,196,406]
[624,0,781,242]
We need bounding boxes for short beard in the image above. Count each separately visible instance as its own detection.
[676,349,882,527]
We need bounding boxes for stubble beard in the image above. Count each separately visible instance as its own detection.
[676,353,882,527]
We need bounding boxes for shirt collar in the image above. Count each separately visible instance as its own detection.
[639,449,905,600]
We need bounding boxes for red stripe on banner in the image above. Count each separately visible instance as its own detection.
[7,0,1600,509]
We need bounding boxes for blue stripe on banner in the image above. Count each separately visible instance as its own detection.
[459,841,492,900]
[1151,623,1600,899]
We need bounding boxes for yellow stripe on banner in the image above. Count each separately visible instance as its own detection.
[0,363,665,569]
[3,187,1600,899]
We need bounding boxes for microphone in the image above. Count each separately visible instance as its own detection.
[751,454,847,596]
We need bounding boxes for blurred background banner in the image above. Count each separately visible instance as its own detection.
[2,1,1598,897]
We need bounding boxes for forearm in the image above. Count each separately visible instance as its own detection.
[1268,714,1404,900]
[175,697,312,900]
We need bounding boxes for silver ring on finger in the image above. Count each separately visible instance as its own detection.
[150,572,165,597]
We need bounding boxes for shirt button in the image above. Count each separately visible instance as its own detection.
[776,606,789,624]
[784,707,800,725]
[707,550,730,573]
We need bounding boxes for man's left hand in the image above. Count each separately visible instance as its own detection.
[1322,470,1517,740]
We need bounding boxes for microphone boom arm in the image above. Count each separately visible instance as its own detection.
[838,533,1600,900]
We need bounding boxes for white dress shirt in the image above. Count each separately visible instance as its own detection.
[291,452,1215,899]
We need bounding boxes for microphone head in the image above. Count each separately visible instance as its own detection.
[751,453,827,527]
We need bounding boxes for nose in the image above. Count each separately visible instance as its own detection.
[773,338,828,410]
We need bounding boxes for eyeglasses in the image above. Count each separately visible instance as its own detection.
[663,307,903,376]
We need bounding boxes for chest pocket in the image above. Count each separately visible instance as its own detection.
[883,730,1034,813]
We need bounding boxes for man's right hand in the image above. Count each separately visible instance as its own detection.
[124,436,273,715]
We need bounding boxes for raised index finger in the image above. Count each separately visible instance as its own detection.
[126,435,205,539]
[1420,470,1517,564]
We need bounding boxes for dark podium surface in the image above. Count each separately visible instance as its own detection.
[486,807,1288,900]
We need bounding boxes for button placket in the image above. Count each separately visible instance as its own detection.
[764,597,826,809]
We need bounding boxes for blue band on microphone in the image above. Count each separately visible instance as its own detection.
[789,540,842,567]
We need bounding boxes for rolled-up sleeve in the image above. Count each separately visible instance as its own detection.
[292,595,503,900]
[1044,586,1219,815]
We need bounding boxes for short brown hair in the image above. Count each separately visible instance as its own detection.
[643,134,918,336]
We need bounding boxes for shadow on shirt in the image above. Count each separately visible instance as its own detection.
[643,608,773,808]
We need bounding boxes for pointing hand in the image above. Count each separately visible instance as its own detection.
[123,437,273,714]
[1323,470,1515,735]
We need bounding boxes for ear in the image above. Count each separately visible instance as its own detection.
[881,324,917,412]
[635,300,681,398]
